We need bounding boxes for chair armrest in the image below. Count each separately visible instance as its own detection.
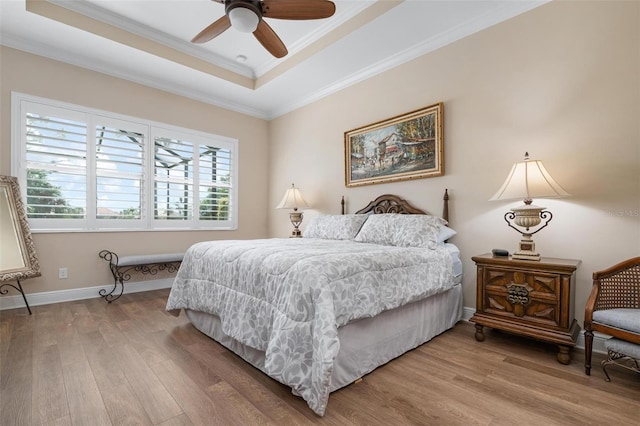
[584,280,600,327]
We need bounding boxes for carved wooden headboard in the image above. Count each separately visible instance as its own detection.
[341,189,450,223]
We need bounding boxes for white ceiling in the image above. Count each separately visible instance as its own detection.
[1,0,547,119]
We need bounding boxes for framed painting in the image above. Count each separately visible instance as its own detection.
[344,102,443,187]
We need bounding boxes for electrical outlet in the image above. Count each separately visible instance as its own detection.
[58,267,68,279]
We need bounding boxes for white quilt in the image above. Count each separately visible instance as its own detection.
[166,238,454,415]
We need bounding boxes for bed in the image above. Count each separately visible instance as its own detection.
[166,192,463,416]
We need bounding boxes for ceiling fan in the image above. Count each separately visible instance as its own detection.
[191,0,336,58]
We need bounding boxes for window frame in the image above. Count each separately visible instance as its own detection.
[11,92,239,233]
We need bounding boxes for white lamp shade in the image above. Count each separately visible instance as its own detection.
[276,184,309,210]
[229,7,260,33]
[490,158,570,201]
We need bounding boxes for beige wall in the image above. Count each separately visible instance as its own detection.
[0,47,270,295]
[268,1,640,325]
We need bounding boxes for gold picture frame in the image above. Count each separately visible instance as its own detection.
[344,102,444,187]
[0,175,40,282]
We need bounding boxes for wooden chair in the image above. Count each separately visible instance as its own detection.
[584,257,640,375]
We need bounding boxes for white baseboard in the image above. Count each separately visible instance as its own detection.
[462,306,475,322]
[0,278,174,311]
[461,306,608,354]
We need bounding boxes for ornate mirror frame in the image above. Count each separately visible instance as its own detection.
[0,175,40,282]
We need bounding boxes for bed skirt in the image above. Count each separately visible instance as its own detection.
[185,282,463,395]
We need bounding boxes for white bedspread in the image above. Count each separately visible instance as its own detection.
[166,238,454,415]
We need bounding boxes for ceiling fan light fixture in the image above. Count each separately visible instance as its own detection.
[193,0,336,58]
[228,6,260,33]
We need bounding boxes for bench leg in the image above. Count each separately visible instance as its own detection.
[601,349,640,382]
[98,250,125,303]
[99,274,124,303]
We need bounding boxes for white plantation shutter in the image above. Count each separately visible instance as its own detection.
[198,145,232,221]
[24,109,88,224]
[95,120,146,222]
[152,130,236,228]
[153,136,195,221]
[13,94,238,232]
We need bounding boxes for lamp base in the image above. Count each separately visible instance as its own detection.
[289,211,304,238]
[512,235,541,261]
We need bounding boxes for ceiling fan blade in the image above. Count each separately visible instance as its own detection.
[253,20,288,58]
[191,15,231,43]
[261,0,336,20]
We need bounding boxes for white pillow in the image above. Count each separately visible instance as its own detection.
[304,214,368,240]
[354,214,445,249]
[437,224,457,243]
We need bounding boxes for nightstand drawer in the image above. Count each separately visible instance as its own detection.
[481,267,563,328]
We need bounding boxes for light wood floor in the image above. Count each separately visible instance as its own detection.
[1,289,639,426]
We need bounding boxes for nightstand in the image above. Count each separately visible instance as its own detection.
[470,253,581,364]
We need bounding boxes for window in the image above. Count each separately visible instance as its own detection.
[12,93,238,231]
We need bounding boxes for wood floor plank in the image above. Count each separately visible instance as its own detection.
[141,329,225,393]
[332,378,474,426]
[97,318,129,348]
[36,415,73,426]
[0,310,15,368]
[363,336,570,425]
[491,375,598,424]
[165,322,215,347]
[112,342,184,424]
[185,341,316,425]
[0,313,34,426]
[33,311,58,352]
[150,358,236,425]
[504,353,640,397]
[68,301,99,335]
[486,372,631,425]
[31,343,69,425]
[58,339,111,425]
[60,360,111,425]
[120,298,165,334]
[216,349,357,426]
[204,380,276,425]
[79,330,127,391]
[363,355,503,425]
[100,299,133,324]
[55,322,84,367]
[451,374,567,425]
[101,381,154,426]
[157,413,194,426]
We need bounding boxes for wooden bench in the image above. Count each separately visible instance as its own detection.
[98,250,184,303]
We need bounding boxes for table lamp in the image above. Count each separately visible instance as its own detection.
[276,183,309,238]
[490,152,570,260]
